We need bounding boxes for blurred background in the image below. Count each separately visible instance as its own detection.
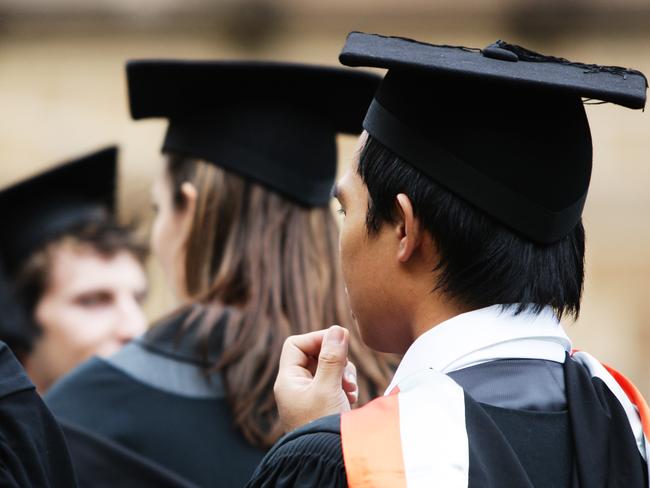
[1,0,649,391]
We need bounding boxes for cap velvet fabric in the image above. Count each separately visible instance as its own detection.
[127,60,381,207]
[339,32,648,243]
[0,147,116,275]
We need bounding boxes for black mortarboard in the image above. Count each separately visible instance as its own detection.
[0,147,117,276]
[340,32,648,243]
[126,60,381,207]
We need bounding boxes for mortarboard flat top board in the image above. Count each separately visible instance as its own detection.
[339,32,648,244]
[126,60,381,207]
[0,147,116,275]
[340,32,647,109]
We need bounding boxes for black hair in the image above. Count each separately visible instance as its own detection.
[357,135,585,320]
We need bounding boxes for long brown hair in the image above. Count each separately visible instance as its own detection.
[165,153,393,448]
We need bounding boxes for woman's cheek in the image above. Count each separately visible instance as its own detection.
[153,209,176,265]
[150,214,164,262]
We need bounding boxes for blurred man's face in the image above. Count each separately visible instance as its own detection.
[27,243,148,392]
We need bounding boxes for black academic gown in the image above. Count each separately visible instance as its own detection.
[0,341,78,487]
[247,356,648,487]
[45,308,266,488]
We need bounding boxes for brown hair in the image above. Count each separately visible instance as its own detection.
[166,153,394,448]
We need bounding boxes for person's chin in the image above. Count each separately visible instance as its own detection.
[356,319,385,352]
[356,320,406,354]
[94,342,124,359]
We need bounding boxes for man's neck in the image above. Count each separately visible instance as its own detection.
[407,294,470,345]
[23,356,53,394]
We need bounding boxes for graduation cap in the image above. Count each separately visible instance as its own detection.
[339,32,648,244]
[126,60,381,207]
[0,147,117,276]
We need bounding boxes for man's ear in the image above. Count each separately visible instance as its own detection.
[395,193,422,263]
[178,182,198,235]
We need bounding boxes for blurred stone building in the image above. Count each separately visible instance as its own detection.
[1,0,649,391]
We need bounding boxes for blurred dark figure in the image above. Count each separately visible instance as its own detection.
[0,261,78,486]
[45,61,394,487]
[0,147,148,393]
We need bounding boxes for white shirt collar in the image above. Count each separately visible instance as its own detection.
[385,304,572,395]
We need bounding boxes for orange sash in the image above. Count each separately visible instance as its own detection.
[340,390,406,488]
[602,362,650,438]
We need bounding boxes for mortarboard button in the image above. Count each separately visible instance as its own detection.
[482,43,519,62]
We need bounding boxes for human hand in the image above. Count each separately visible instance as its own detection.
[274,326,358,433]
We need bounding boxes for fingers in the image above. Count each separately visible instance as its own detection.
[274,326,355,433]
[343,360,358,405]
[345,390,359,406]
[278,329,328,371]
[342,361,357,391]
[305,355,319,377]
[313,326,349,390]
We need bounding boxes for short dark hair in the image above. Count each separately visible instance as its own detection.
[10,219,148,355]
[357,135,585,320]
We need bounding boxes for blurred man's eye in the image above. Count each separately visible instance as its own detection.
[75,291,113,307]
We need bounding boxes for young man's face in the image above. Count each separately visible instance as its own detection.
[333,133,413,354]
[27,243,148,392]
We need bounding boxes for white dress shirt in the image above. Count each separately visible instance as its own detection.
[385,304,572,395]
